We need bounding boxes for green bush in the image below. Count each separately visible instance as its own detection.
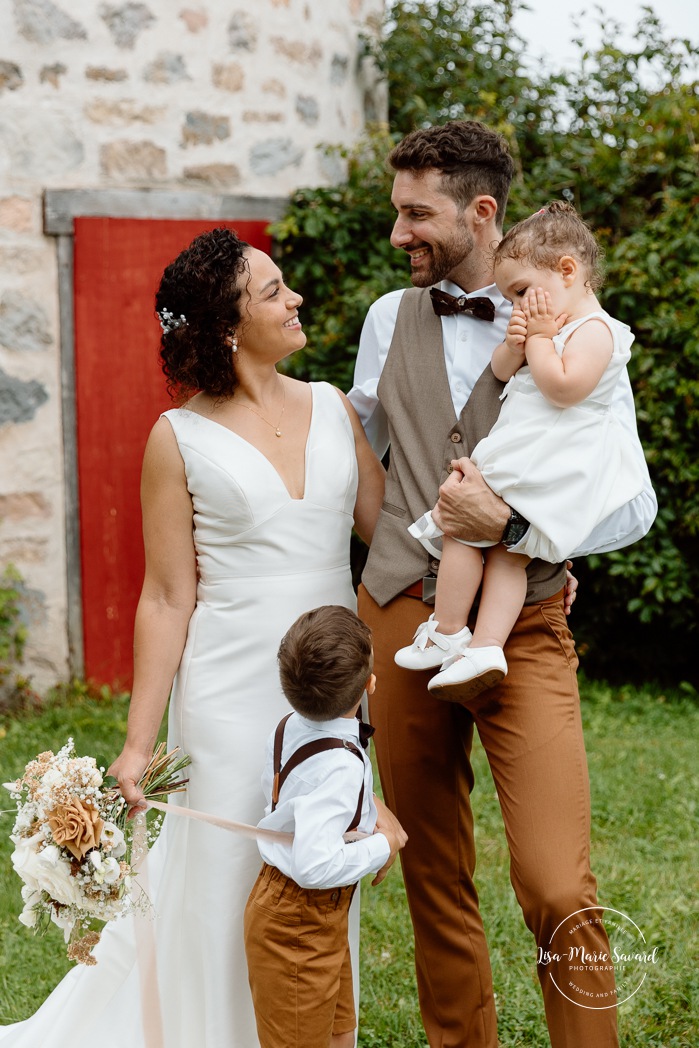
[0,566,37,714]
[274,0,699,686]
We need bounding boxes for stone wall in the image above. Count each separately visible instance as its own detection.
[0,0,385,690]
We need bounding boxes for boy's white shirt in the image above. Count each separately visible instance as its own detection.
[348,280,658,557]
[256,711,390,890]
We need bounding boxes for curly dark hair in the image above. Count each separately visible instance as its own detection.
[388,120,515,229]
[493,201,605,291]
[155,227,251,402]
[278,606,373,721]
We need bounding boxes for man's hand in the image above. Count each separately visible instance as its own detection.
[432,459,510,543]
[564,560,578,616]
[372,796,408,886]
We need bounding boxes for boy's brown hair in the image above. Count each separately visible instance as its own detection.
[388,120,515,229]
[277,606,373,721]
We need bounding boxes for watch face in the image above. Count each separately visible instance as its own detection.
[504,511,528,546]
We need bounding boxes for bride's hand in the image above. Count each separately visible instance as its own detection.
[108,747,151,818]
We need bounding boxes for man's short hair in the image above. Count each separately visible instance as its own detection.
[388,120,514,229]
[277,606,373,721]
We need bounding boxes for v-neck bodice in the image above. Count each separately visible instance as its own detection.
[162,381,358,586]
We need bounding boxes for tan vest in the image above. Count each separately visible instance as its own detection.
[362,287,566,606]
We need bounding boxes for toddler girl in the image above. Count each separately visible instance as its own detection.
[395,201,646,701]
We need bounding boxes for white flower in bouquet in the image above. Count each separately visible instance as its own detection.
[100,821,127,858]
[3,738,190,965]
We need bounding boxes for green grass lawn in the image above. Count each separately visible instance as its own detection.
[1,680,697,1045]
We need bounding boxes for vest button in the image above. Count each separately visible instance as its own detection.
[447,464,454,473]
[450,432,461,443]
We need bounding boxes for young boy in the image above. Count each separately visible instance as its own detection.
[243,605,407,1048]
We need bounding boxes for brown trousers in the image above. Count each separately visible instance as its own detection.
[358,584,619,1048]
[244,863,356,1048]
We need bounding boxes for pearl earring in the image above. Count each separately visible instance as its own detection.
[231,333,238,353]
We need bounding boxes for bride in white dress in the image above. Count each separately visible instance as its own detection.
[0,229,385,1047]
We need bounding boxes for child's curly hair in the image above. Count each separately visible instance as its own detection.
[493,201,605,291]
[155,227,250,403]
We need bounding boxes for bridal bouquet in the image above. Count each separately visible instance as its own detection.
[3,739,190,965]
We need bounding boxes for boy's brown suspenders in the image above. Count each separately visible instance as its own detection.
[270,713,365,832]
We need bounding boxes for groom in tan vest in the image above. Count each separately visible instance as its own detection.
[348,121,656,1048]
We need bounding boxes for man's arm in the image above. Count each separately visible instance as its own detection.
[347,290,405,458]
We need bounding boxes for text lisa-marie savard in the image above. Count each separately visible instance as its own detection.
[538,947,659,966]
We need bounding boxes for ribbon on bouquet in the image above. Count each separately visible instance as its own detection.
[146,799,369,843]
[146,798,294,843]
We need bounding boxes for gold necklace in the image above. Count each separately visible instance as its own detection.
[235,382,286,437]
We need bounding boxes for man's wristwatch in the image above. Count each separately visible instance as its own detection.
[501,507,530,548]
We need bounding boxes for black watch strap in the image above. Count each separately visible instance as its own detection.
[501,508,530,547]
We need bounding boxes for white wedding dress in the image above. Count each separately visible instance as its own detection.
[0,381,360,1047]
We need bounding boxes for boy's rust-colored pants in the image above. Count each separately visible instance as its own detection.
[358,584,619,1048]
[244,862,357,1048]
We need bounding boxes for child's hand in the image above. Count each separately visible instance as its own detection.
[504,307,527,356]
[523,288,567,341]
[371,796,408,885]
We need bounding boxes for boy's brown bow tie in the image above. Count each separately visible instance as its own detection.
[430,287,495,322]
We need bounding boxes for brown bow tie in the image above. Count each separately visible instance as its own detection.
[430,287,495,322]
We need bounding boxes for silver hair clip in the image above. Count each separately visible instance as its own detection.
[158,308,187,334]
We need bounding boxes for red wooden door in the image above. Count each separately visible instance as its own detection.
[72,218,272,688]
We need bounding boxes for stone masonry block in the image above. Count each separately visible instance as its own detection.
[270,37,322,66]
[100,2,155,49]
[0,293,52,353]
[85,99,166,125]
[181,111,230,148]
[85,66,129,82]
[39,63,67,87]
[228,11,257,51]
[100,139,167,179]
[13,0,87,45]
[0,197,33,232]
[242,111,283,123]
[0,62,23,94]
[0,491,51,521]
[182,163,241,188]
[0,112,84,179]
[0,367,49,426]
[331,54,349,84]
[296,95,319,124]
[179,8,208,33]
[249,138,304,176]
[262,78,285,98]
[212,62,244,93]
[144,52,190,84]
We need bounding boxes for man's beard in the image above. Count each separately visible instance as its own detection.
[410,226,475,287]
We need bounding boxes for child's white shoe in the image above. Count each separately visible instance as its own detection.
[394,614,472,671]
[427,646,507,702]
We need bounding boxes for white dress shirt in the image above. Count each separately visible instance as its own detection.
[348,280,657,557]
[256,712,390,890]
